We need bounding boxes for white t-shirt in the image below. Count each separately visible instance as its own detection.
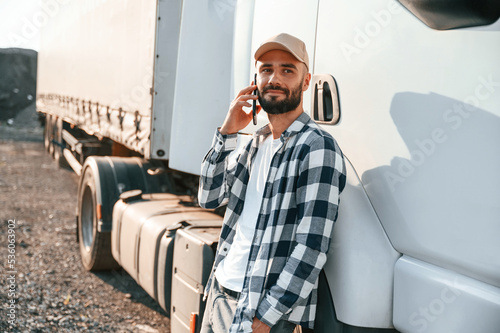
[215,135,281,292]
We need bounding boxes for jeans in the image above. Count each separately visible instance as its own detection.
[200,278,296,333]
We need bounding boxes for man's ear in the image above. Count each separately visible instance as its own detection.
[302,72,312,91]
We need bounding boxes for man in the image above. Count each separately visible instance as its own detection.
[198,33,346,333]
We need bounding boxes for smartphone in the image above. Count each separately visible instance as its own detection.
[252,73,257,125]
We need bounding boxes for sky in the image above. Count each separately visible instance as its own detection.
[0,0,42,50]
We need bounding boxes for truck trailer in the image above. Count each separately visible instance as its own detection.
[37,0,500,332]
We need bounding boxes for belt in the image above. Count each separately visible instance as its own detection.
[216,278,241,300]
[221,285,241,299]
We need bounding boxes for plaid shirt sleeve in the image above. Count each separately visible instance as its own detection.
[256,135,345,327]
[198,129,238,209]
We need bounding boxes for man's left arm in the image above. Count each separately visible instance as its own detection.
[255,135,345,328]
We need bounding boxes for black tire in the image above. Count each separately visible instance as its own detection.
[77,165,120,271]
[53,117,70,169]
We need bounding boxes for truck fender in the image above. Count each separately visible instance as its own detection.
[322,157,401,329]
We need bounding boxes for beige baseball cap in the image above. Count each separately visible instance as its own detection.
[254,33,309,71]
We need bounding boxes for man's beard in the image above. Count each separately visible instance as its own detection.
[257,82,302,115]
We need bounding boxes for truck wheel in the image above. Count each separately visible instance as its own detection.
[77,156,173,271]
[53,117,70,169]
[77,164,120,271]
[44,114,53,153]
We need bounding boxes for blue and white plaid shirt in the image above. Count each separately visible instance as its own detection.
[198,112,346,332]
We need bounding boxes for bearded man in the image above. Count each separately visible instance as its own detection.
[198,33,346,333]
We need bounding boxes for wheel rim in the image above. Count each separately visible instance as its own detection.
[81,185,95,251]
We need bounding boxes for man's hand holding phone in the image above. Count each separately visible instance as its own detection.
[219,81,261,135]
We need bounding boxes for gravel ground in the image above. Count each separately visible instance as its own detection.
[0,104,170,332]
